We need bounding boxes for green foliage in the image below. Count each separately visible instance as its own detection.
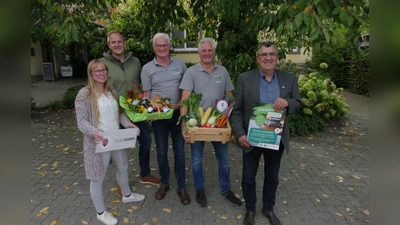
[289,113,326,136]
[32,0,369,84]
[61,84,85,109]
[277,59,309,76]
[31,98,36,111]
[309,45,353,88]
[49,100,63,111]
[348,48,369,96]
[289,69,350,136]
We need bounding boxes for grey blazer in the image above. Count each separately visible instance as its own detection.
[230,69,301,153]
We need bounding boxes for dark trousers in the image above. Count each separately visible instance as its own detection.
[134,121,152,178]
[242,143,284,212]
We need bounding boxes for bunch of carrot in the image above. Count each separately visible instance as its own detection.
[215,115,228,128]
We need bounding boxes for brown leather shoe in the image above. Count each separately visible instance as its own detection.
[155,185,170,200]
[177,189,190,205]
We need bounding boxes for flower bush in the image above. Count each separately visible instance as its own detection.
[289,66,350,136]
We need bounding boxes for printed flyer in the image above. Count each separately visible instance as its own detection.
[247,104,286,150]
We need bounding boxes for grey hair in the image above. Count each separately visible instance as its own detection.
[257,41,278,54]
[152,33,171,45]
[198,38,216,52]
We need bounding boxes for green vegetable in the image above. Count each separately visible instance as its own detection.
[188,118,198,127]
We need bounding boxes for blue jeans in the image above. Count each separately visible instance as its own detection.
[135,121,152,178]
[190,141,231,193]
[152,111,186,190]
[242,143,284,212]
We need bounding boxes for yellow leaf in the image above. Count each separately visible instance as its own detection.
[145,185,153,188]
[352,175,361,180]
[316,198,321,203]
[51,220,57,225]
[364,209,369,216]
[282,200,287,205]
[127,209,133,213]
[132,206,138,210]
[236,214,242,219]
[110,187,117,192]
[335,212,343,217]
[322,194,329,198]
[329,162,335,165]
[150,167,157,171]
[208,206,212,209]
[152,217,158,223]
[221,216,227,219]
[64,186,71,190]
[82,220,88,225]
[346,208,351,212]
[162,208,172,213]
[123,217,129,223]
[348,187,354,191]
[245,18,249,23]
[209,16,215,23]
[73,182,79,185]
[46,184,51,188]
[40,206,49,213]
[111,211,118,216]
[52,162,58,167]
[112,200,121,204]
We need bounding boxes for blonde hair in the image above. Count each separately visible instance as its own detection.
[107,30,124,44]
[86,59,119,125]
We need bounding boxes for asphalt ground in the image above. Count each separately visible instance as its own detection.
[31,78,369,225]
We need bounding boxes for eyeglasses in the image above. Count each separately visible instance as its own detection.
[93,69,108,74]
[257,52,278,58]
[154,44,170,48]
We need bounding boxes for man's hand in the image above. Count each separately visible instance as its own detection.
[238,135,251,148]
[273,97,288,112]
[128,124,140,136]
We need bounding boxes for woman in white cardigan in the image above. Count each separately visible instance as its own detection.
[75,59,145,225]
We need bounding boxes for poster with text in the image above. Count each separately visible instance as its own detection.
[247,104,286,150]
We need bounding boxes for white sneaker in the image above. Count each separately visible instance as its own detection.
[122,192,145,203]
[97,211,117,225]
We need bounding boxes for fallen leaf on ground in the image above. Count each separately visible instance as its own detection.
[162,208,172,213]
[111,211,118,216]
[352,175,361,180]
[364,210,369,216]
[221,216,227,219]
[64,186,71,190]
[110,187,117,192]
[322,194,329,198]
[335,212,343,217]
[112,200,121,204]
[132,206,138,210]
[46,184,51,188]
[282,200,287,204]
[316,198,321,203]
[150,168,157,171]
[236,214,242,219]
[51,221,57,225]
[82,220,88,225]
[123,217,129,223]
[127,209,133,213]
[346,208,351,212]
[145,185,153,188]
[152,217,158,223]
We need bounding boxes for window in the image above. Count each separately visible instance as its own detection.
[170,27,200,52]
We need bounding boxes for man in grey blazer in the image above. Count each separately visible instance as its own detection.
[230,41,301,225]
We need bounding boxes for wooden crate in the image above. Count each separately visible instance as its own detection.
[188,121,231,144]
